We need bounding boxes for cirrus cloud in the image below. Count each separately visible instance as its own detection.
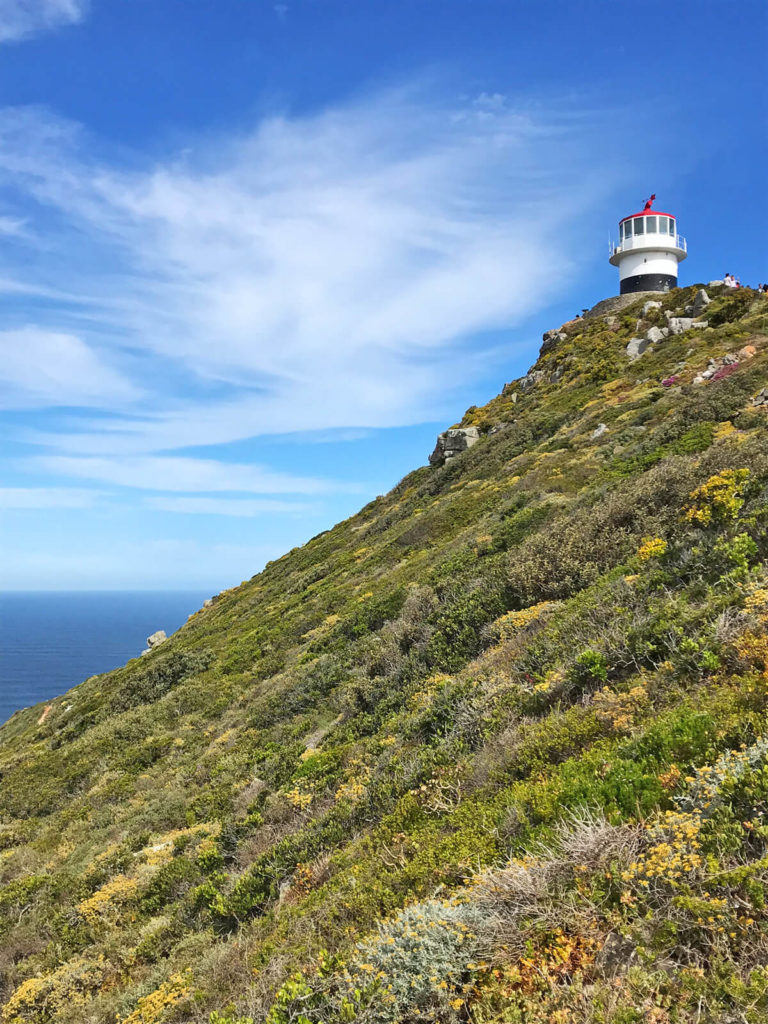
[0,0,87,43]
[0,89,642,464]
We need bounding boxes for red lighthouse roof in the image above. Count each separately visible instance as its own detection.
[619,194,675,224]
[619,210,674,223]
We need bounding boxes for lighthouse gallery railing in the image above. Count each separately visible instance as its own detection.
[610,235,687,257]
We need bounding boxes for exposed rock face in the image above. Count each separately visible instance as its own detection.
[583,292,663,320]
[753,388,768,407]
[645,326,665,344]
[692,288,711,315]
[666,316,708,335]
[429,427,480,466]
[519,369,545,392]
[141,630,167,656]
[626,337,649,360]
[642,300,662,316]
[540,329,568,355]
[591,423,608,439]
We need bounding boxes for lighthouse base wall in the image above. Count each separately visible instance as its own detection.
[620,272,677,295]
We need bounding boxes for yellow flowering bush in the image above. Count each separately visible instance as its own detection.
[592,684,648,734]
[78,874,138,925]
[117,970,192,1024]
[684,468,751,526]
[334,758,371,803]
[622,810,703,890]
[495,602,553,642]
[2,956,107,1024]
[636,536,667,562]
[285,780,317,811]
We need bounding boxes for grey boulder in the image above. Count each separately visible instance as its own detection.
[429,426,481,466]
[141,629,168,657]
[626,337,649,359]
[692,288,711,315]
[667,317,695,335]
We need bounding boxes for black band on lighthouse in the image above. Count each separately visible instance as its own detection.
[620,273,677,295]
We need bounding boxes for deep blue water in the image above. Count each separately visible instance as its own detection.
[0,591,211,726]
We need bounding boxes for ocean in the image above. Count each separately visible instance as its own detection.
[0,591,212,726]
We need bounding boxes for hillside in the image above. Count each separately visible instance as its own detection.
[2,283,768,1024]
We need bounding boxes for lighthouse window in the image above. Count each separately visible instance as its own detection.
[623,220,632,238]
[646,216,657,233]
[668,219,675,236]
[658,217,667,233]
[634,218,644,235]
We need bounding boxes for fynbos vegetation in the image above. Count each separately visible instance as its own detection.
[2,284,768,1023]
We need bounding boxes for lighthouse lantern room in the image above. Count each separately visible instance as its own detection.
[609,194,687,295]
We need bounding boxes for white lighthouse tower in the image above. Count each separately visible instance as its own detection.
[609,195,687,294]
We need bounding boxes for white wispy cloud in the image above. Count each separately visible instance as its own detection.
[0,90,637,468]
[0,0,87,43]
[0,326,139,408]
[31,455,353,494]
[0,486,98,508]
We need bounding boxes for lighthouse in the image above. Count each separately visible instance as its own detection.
[609,195,687,294]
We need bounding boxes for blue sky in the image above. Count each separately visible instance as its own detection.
[1,0,766,590]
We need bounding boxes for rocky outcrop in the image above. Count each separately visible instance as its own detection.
[645,326,665,344]
[626,337,649,360]
[754,387,768,407]
[141,630,167,656]
[642,300,662,317]
[540,328,568,355]
[692,288,711,316]
[583,292,664,320]
[665,314,708,335]
[519,369,545,392]
[429,427,480,466]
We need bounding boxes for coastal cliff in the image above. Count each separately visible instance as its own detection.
[2,284,768,1024]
